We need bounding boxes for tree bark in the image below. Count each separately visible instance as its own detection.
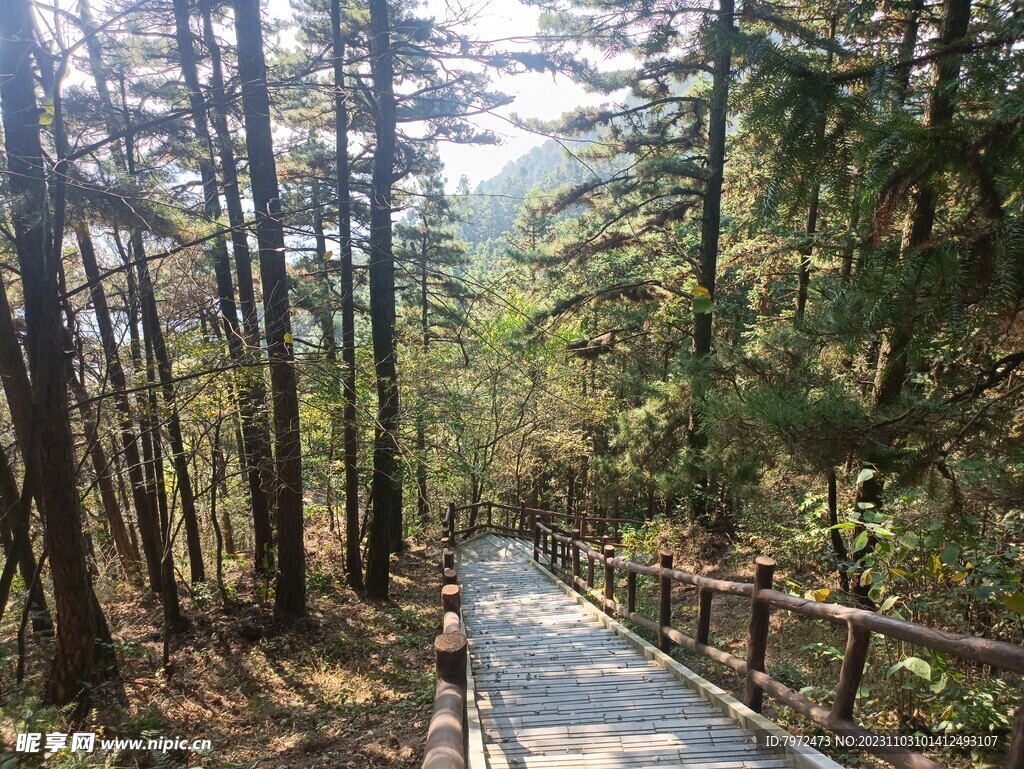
[364,0,403,598]
[68,367,140,580]
[76,224,164,591]
[0,444,51,632]
[189,0,277,573]
[416,231,430,525]
[872,0,972,408]
[0,0,116,706]
[825,468,851,593]
[233,0,306,618]
[855,0,973,604]
[688,0,734,528]
[134,230,206,583]
[77,0,204,584]
[332,0,363,592]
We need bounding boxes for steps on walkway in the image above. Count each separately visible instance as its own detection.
[458,534,804,769]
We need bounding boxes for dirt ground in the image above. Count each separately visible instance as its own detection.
[1,523,439,768]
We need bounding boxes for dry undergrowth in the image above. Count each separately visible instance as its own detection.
[1,522,438,768]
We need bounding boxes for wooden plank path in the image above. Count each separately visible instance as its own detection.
[458,533,801,769]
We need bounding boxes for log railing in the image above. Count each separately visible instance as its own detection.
[446,498,633,545]
[422,533,468,769]
[534,519,1024,769]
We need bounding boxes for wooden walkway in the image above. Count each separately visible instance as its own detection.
[458,533,801,769]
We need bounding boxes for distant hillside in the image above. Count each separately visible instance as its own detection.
[460,139,597,246]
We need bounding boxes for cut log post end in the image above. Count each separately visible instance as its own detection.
[441,584,461,616]
[434,631,467,673]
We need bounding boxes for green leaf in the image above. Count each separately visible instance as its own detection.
[902,656,931,681]
[852,531,869,552]
[940,544,960,566]
[856,467,876,485]
[1000,593,1024,614]
[692,295,713,315]
[897,532,919,549]
[887,656,932,680]
[930,673,948,693]
[879,595,898,612]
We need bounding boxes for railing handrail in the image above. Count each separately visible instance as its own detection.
[423,536,468,769]
[533,519,1024,769]
[444,498,638,549]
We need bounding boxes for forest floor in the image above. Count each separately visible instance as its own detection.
[1,521,437,768]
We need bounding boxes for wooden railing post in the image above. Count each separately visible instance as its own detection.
[442,584,462,635]
[830,622,870,726]
[581,511,589,539]
[444,502,455,543]
[696,587,713,645]
[443,568,458,587]
[487,501,493,528]
[423,632,468,769]
[571,529,581,593]
[441,547,454,575]
[532,519,541,562]
[744,556,776,712]
[626,570,637,615]
[658,549,673,653]
[603,544,615,616]
[440,536,450,575]
[442,583,461,616]
[519,499,527,535]
[550,525,559,570]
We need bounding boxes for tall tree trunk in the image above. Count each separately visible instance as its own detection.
[825,468,851,593]
[688,0,734,529]
[0,0,116,706]
[200,0,275,572]
[311,187,338,362]
[78,0,204,584]
[184,0,276,573]
[69,368,139,580]
[894,0,925,102]
[76,225,164,591]
[214,429,236,553]
[134,232,206,583]
[416,233,429,525]
[873,0,971,406]
[0,266,52,635]
[332,0,363,591]
[311,186,340,534]
[856,0,972,606]
[233,0,306,618]
[365,0,403,598]
[794,19,836,321]
[0,444,51,632]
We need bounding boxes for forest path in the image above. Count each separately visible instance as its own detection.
[457,533,807,769]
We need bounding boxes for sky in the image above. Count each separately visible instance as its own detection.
[267,0,609,189]
[416,0,606,188]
